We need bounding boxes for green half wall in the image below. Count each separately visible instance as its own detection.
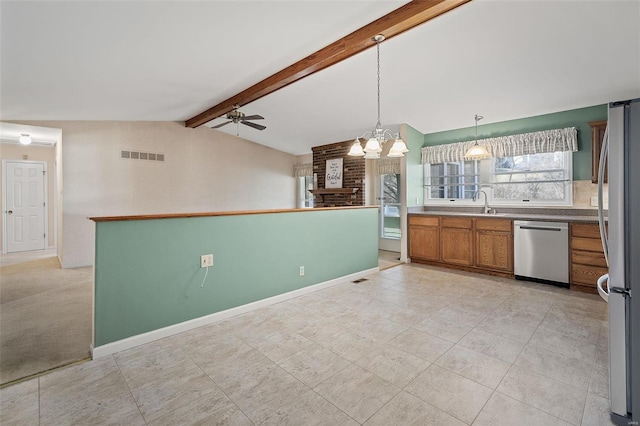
[93,207,378,347]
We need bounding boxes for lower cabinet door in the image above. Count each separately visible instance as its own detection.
[409,225,440,261]
[475,231,513,272]
[441,227,473,266]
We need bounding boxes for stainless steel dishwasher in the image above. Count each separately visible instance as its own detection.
[514,220,569,286]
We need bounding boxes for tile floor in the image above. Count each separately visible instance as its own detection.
[0,264,614,425]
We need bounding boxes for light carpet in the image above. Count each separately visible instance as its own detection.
[0,258,92,385]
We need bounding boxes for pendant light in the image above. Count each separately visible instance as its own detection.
[464,114,490,159]
[348,35,409,159]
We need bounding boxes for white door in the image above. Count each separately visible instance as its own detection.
[4,161,46,253]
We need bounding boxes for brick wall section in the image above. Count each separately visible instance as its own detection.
[312,140,365,207]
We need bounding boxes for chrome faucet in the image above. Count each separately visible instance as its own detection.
[473,189,492,214]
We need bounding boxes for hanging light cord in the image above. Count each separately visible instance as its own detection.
[376,38,381,127]
[475,114,483,142]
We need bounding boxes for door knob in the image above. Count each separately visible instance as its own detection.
[6,210,12,214]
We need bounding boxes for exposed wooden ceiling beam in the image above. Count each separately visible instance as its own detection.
[186,0,472,128]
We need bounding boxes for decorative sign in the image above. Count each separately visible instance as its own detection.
[325,158,343,188]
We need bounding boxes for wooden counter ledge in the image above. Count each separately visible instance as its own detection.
[89,205,379,222]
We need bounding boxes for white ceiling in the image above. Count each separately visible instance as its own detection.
[2,0,639,155]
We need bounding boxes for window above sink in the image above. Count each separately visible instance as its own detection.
[423,150,573,207]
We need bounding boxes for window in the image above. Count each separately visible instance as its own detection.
[424,151,572,206]
[424,160,479,202]
[298,176,314,208]
[492,151,572,203]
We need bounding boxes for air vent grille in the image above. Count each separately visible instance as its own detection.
[121,150,164,162]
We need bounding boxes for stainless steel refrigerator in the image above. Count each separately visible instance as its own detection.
[597,98,639,425]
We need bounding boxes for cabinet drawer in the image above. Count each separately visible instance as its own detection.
[571,236,605,252]
[441,217,472,229]
[571,250,608,268]
[571,223,602,239]
[476,218,512,232]
[571,264,608,287]
[409,216,439,227]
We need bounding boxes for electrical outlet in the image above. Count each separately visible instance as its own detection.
[201,254,213,268]
[299,266,305,276]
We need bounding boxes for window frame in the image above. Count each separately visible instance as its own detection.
[297,176,314,208]
[423,151,573,207]
[489,151,573,207]
[423,159,481,205]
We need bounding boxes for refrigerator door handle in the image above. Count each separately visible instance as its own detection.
[598,125,609,266]
[597,273,609,302]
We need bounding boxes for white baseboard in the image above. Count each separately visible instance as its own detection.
[91,267,379,359]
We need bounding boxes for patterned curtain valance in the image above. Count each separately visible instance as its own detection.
[421,127,578,164]
[293,163,313,177]
[376,158,401,175]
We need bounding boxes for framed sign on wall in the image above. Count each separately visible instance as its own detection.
[325,158,343,188]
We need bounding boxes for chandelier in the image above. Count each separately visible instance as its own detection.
[348,35,408,159]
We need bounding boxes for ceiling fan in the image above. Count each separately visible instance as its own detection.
[210,105,266,133]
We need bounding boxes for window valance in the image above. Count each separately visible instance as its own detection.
[376,158,401,175]
[421,127,578,164]
[293,163,313,177]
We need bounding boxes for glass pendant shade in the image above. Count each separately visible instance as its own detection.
[464,142,490,159]
[387,141,406,157]
[364,137,382,153]
[348,138,365,156]
[19,134,31,145]
[389,137,409,154]
[363,150,381,159]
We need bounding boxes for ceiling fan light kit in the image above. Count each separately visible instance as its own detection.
[348,34,409,160]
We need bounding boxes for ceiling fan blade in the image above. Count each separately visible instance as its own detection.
[241,121,266,131]
[241,115,264,121]
[210,120,232,129]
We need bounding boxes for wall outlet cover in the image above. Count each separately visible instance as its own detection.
[201,254,213,268]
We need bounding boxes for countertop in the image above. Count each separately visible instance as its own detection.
[408,210,604,223]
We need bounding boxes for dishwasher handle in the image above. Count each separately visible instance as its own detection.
[516,225,563,232]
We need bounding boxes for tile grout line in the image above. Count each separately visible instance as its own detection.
[37,377,41,426]
[112,354,148,424]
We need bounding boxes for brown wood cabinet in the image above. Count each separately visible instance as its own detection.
[475,218,513,273]
[570,222,607,293]
[408,214,514,277]
[441,217,473,266]
[590,120,608,184]
[408,216,440,262]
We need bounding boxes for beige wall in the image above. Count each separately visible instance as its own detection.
[6,121,296,267]
[0,144,57,250]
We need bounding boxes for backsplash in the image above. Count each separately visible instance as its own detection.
[409,180,608,216]
[573,180,608,210]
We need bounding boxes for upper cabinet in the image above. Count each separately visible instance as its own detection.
[590,120,608,184]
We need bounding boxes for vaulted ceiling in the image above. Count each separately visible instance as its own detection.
[2,1,639,155]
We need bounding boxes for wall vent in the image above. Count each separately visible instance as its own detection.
[121,150,165,162]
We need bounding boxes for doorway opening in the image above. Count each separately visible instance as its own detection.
[379,173,401,253]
